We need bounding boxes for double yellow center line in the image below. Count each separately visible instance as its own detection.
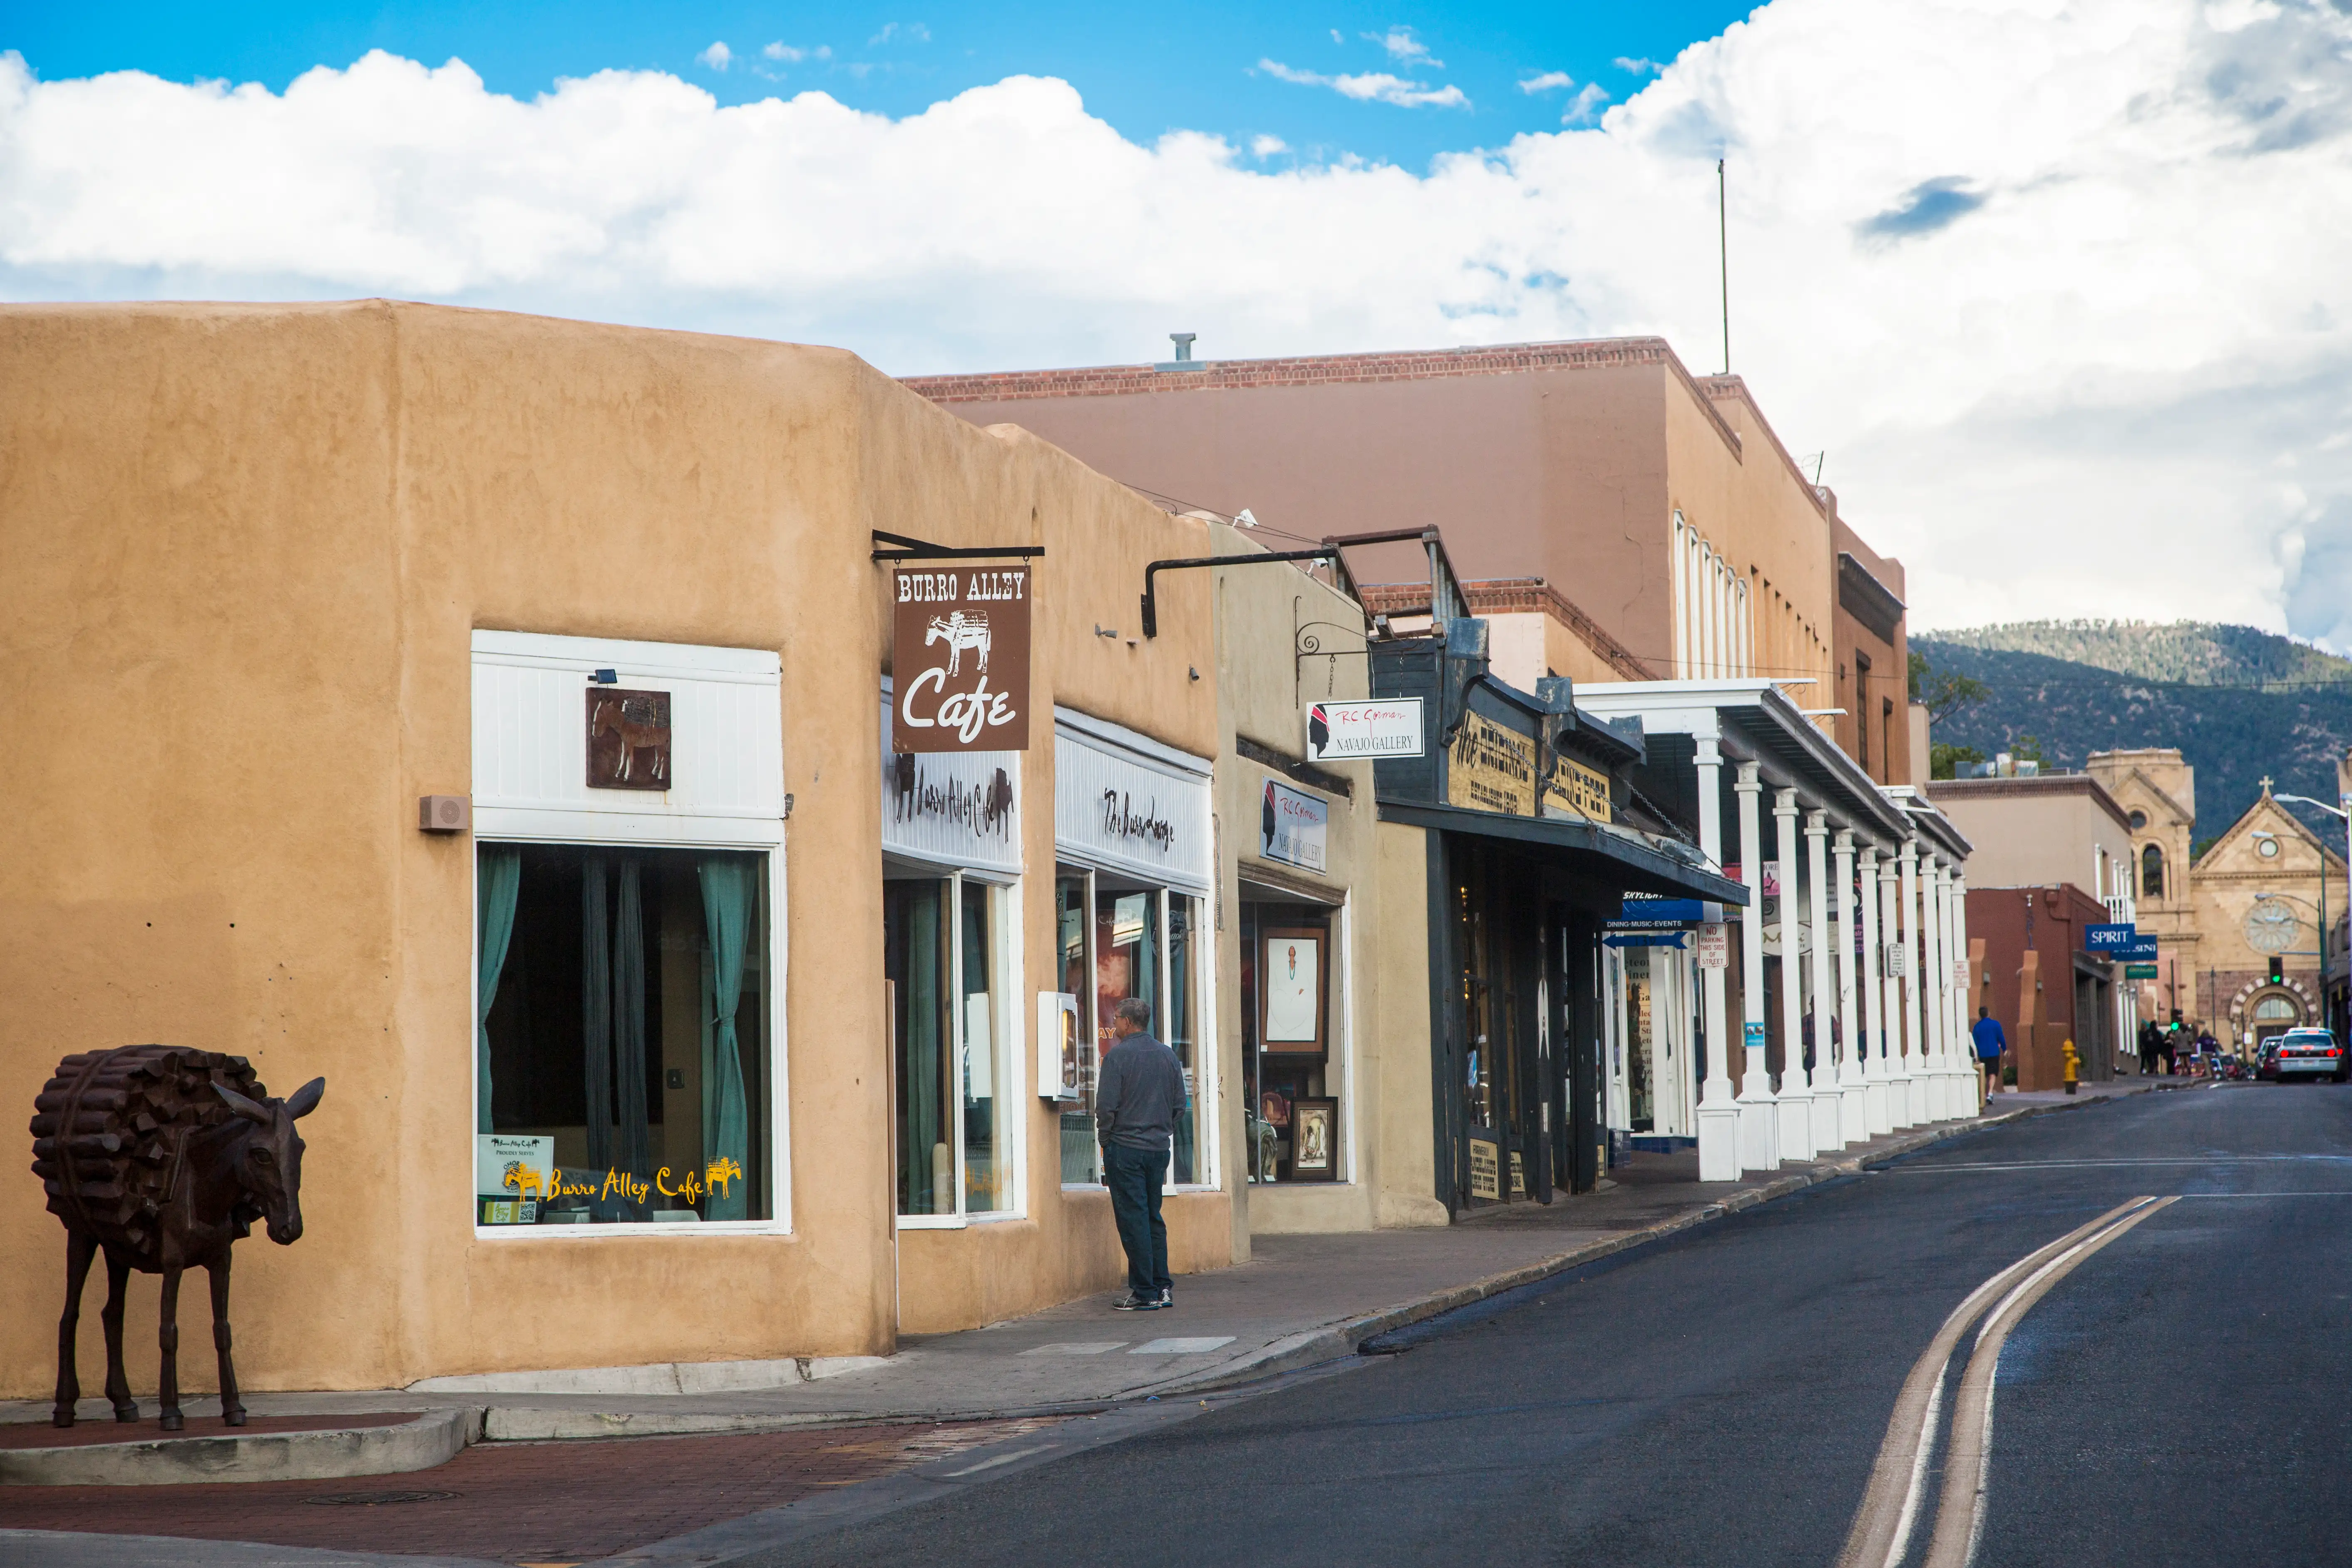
[1834,1196,2179,1568]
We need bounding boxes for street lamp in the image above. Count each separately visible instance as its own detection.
[2274,793,2350,1036]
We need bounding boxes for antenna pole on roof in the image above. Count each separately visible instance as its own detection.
[1717,158,1730,376]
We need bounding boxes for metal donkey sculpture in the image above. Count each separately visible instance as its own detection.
[29,1045,323,1430]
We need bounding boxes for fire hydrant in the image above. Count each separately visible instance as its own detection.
[2062,1039,2079,1095]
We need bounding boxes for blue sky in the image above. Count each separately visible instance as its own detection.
[5,1,1756,167]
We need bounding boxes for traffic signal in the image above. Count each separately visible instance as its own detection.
[2270,955,2284,984]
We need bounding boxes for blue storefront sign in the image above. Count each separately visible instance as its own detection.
[1604,931,1690,949]
[2085,923,2136,952]
[1608,896,1708,931]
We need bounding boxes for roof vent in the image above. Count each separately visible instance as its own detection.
[1156,333,1205,373]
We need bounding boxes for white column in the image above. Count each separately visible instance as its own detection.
[1774,788,1816,1162]
[1833,829,1868,1146]
[1916,852,1941,1121]
[1893,840,1921,1126]
[1922,855,1952,1121]
[1862,846,1893,1134]
[1695,737,1741,1181]
[1805,810,1841,1153]
[1947,865,1966,1109]
[1736,762,1779,1171]
[1955,874,1979,1111]
[1902,840,1929,1125]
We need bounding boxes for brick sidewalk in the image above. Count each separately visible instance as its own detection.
[0,1418,1058,1563]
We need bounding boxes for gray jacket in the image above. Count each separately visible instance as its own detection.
[1095,1031,1187,1154]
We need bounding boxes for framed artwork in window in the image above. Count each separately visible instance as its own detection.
[1259,926,1326,1057]
[1289,1097,1338,1181]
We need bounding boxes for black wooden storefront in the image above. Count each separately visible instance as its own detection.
[1374,623,1744,1214]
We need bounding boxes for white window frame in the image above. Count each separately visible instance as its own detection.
[890,858,1027,1231]
[469,631,790,1240]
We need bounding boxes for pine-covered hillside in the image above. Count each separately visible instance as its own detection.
[1911,621,2352,844]
[1925,620,2352,690]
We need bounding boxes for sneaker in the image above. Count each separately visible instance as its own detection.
[1158,1288,1173,1309]
[1113,1294,1161,1311]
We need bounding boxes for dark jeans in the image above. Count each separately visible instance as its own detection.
[1104,1142,1170,1298]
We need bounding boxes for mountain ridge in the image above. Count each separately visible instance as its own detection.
[1911,621,2352,846]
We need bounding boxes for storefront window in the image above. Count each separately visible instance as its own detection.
[888,869,1016,1220]
[1058,868,1207,1188]
[475,843,769,1226]
[1242,900,1336,1184]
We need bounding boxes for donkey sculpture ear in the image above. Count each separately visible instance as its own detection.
[216,1084,272,1124]
[284,1077,326,1120]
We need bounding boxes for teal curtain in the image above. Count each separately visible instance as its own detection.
[699,858,756,1222]
[475,849,522,1134]
[899,886,944,1214]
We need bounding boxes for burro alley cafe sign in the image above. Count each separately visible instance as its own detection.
[893,566,1033,752]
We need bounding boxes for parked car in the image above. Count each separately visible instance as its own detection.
[2258,1038,2283,1081]
[2270,1027,2347,1083]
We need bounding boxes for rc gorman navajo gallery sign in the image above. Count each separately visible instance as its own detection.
[892,567,1033,753]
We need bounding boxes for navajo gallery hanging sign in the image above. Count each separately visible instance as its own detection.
[892,566,1033,753]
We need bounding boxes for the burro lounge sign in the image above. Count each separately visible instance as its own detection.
[892,566,1033,752]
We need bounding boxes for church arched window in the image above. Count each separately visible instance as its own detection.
[2141,842,2165,898]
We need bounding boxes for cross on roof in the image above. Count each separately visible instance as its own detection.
[2260,775,2275,791]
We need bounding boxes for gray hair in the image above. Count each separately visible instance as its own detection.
[1113,997,1154,1029]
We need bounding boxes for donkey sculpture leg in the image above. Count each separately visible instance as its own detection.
[157,1266,185,1432]
[209,1254,246,1426]
[51,1231,96,1427]
[98,1247,138,1422]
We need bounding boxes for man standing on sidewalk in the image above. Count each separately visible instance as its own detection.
[1972,1006,2007,1096]
[1098,997,1187,1312]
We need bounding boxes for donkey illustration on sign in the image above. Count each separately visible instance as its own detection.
[925,611,992,676]
[29,1045,323,1429]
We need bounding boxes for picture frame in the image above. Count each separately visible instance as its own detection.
[1289,1096,1338,1181]
[1259,925,1327,1057]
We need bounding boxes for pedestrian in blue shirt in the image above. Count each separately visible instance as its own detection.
[1972,1006,2007,1095]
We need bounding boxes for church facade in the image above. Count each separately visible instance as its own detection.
[2087,748,2347,1048]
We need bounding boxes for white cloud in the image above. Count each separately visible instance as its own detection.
[869,22,930,46]
[1615,56,1667,75]
[1364,28,1440,67]
[1519,72,1575,94]
[1258,59,1469,109]
[1251,133,1288,157]
[696,42,730,72]
[6,1,2352,643]
[1562,83,1610,124]
[762,42,831,63]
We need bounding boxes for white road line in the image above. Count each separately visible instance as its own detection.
[1831,1198,2159,1568]
[1896,1155,2352,1171]
[939,1445,1053,1478]
[1921,1196,2178,1568]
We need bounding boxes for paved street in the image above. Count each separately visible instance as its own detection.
[748,1084,2352,1567]
[10,1082,2347,1568]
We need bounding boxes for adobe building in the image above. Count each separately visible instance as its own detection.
[902,337,1914,786]
[0,300,1222,1397]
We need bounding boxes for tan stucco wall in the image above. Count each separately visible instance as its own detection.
[1922,783,2132,894]
[1208,523,1395,1238]
[1371,822,1446,1228]
[0,300,1219,1394]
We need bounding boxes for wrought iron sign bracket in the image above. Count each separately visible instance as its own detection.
[1141,547,1340,638]
[871,531,1046,562]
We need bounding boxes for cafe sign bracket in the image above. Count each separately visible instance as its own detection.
[872,530,1046,563]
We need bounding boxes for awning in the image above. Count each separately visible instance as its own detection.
[1377,800,1749,906]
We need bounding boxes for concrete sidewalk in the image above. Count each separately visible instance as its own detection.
[3,1078,2176,1449]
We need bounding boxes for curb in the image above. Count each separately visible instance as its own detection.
[0,1407,482,1487]
[1146,1087,2164,1398]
